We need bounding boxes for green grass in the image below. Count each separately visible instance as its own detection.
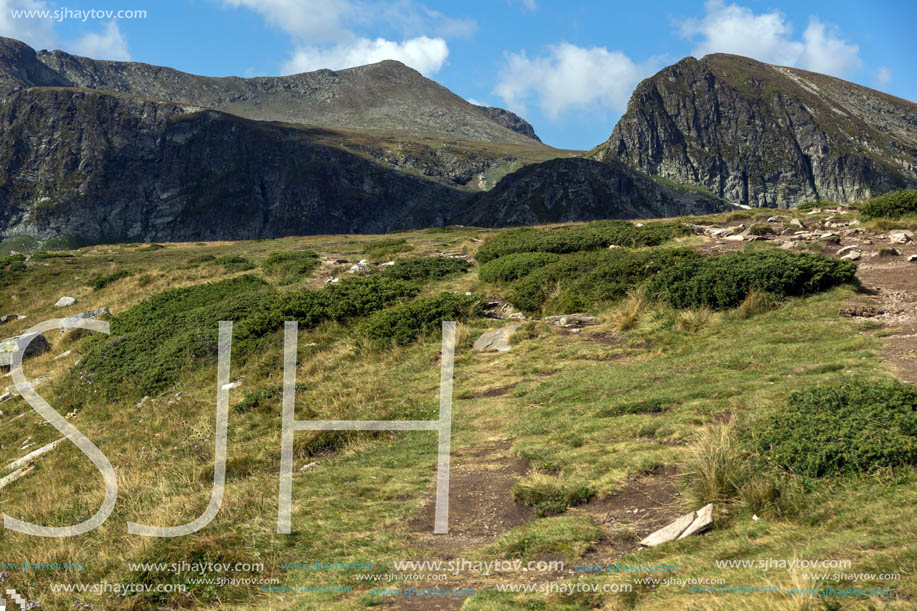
[0,212,913,610]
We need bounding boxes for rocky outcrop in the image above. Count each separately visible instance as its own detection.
[0,37,540,145]
[593,54,917,208]
[449,158,728,227]
[473,105,541,142]
[0,88,462,242]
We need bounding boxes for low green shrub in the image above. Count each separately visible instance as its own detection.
[214,255,256,273]
[74,275,273,402]
[0,254,27,286]
[747,223,774,236]
[860,190,917,220]
[509,248,700,314]
[380,257,471,281]
[90,269,133,290]
[646,250,857,310]
[478,252,561,284]
[751,379,917,477]
[261,250,320,284]
[137,243,166,252]
[512,472,594,516]
[237,275,421,344]
[475,220,690,263]
[361,293,479,347]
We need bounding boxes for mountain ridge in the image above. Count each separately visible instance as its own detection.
[0,36,542,145]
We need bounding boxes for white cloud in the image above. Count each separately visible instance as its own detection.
[799,18,861,76]
[681,1,863,77]
[71,21,130,60]
[874,66,892,89]
[0,0,57,49]
[224,0,468,75]
[494,43,655,118]
[283,35,448,76]
[222,0,352,42]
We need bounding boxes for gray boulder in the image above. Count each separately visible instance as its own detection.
[54,296,77,307]
[472,324,521,352]
[0,333,50,367]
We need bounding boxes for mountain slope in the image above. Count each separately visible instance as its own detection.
[593,54,917,207]
[0,88,462,242]
[0,37,540,145]
[449,158,728,226]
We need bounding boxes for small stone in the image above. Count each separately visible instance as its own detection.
[297,462,318,473]
[53,349,73,360]
[909,255,917,263]
[836,245,859,256]
[54,296,77,307]
[840,251,861,261]
[380,260,396,267]
[767,216,779,222]
[221,381,241,390]
[890,232,912,244]
[789,218,805,228]
[723,234,745,241]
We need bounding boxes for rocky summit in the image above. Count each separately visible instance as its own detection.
[593,54,917,208]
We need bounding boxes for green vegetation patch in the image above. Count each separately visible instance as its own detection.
[72,274,423,402]
[90,269,133,291]
[261,250,320,284]
[361,292,479,347]
[509,248,700,314]
[751,379,917,477]
[478,252,562,284]
[474,220,690,264]
[511,472,594,516]
[860,189,917,220]
[647,250,857,310]
[213,255,256,273]
[379,256,471,281]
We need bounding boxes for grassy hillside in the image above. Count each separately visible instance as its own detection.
[0,211,914,610]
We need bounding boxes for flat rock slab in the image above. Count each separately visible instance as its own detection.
[0,333,50,368]
[473,324,521,352]
[54,296,77,307]
[639,503,713,547]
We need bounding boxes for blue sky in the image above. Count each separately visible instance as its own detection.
[2,0,914,149]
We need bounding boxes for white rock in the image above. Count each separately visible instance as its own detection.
[840,251,861,261]
[640,504,714,547]
[909,255,917,263]
[767,216,779,223]
[836,245,859,256]
[890,232,912,244]
[789,219,805,228]
[723,234,745,241]
[221,381,242,390]
[54,296,77,307]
